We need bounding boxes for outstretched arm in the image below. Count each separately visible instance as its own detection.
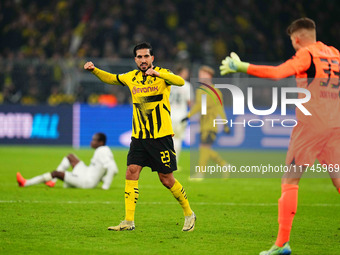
[246,62,297,79]
[220,51,310,80]
[84,61,124,86]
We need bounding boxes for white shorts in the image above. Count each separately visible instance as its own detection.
[64,161,96,189]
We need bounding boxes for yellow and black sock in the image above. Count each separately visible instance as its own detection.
[170,179,192,216]
[124,179,139,222]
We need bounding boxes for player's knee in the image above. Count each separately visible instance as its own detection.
[127,165,139,174]
[159,174,175,189]
[67,154,76,160]
[160,178,172,189]
[126,165,140,180]
[67,154,80,167]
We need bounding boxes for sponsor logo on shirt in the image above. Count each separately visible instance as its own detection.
[132,86,159,94]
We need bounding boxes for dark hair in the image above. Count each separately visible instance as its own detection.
[287,17,316,35]
[96,132,107,145]
[133,42,153,57]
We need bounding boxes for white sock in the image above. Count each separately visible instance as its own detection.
[57,157,71,171]
[25,172,52,187]
[52,157,71,183]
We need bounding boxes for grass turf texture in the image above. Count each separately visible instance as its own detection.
[0,146,339,254]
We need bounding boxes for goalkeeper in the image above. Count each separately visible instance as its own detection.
[220,17,340,255]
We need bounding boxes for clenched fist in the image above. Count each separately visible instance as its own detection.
[144,68,159,77]
[84,61,95,71]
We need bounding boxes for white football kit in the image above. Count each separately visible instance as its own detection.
[64,146,118,189]
[169,80,192,156]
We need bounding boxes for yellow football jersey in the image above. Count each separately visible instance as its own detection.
[92,66,184,139]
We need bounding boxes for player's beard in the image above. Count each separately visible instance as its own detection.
[138,63,151,73]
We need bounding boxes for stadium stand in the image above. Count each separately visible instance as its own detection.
[0,0,339,104]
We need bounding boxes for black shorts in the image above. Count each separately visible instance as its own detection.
[127,135,177,174]
[201,131,217,145]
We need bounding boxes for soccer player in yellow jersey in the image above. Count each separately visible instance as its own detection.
[84,42,195,232]
[184,66,230,178]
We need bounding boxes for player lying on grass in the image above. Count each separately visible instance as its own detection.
[220,17,340,255]
[84,42,196,232]
[17,133,118,190]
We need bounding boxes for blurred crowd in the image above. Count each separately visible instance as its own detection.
[0,0,339,105]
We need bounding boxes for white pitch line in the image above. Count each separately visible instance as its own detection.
[0,200,338,207]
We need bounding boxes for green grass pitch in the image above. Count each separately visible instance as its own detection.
[0,146,339,254]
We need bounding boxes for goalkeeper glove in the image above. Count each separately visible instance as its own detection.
[224,126,231,134]
[220,52,249,75]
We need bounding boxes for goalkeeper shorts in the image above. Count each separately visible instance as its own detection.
[286,122,340,167]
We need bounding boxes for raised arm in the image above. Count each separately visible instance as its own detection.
[145,68,185,86]
[246,62,298,79]
[84,61,124,86]
[220,51,311,80]
[159,72,185,86]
